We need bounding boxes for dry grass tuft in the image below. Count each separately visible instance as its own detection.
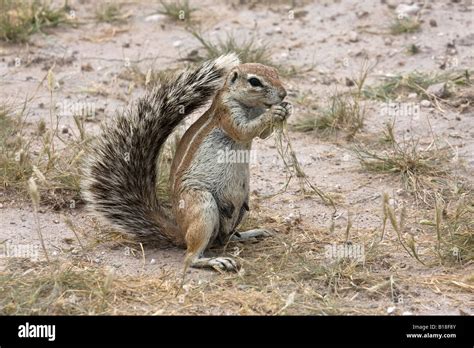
[0,103,86,209]
[118,64,178,89]
[273,120,336,207]
[363,70,471,102]
[95,2,130,24]
[353,135,454,207]
[188,30,309,78]
[0,105,33,190]
[292,91,365,139]
[1,202,471,315]
[0,259,179,315]
[430,194,473,264]
[0,203,398,315]
[0,0,70,42]
[380,188,473,267]
[158,0,195,22]
[390,17,420,35]
[293,62,372,139]
[190,30,273,65]
[406,43,420,55]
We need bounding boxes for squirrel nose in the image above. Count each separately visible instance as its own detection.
[279,89,287,100]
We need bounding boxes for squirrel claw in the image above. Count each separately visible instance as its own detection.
[231,228,273,241]
[191,256,240,272]
[209,257,240,272]
[271,103,292,123]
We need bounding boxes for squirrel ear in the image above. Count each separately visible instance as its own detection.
[230,70,239,84]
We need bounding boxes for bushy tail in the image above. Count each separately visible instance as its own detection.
[82,54,240,243]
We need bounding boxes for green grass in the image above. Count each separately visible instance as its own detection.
[191,30,272,65]
[390,17,420,35]
[158,0,195,22]
[406,43,420,55]
[0,0,69,42]
[189,30,308,77]
[292,92,365,139]
[379,121,396,145]
[95,2,126,23]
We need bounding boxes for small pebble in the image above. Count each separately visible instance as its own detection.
[387,306,396,314]
[81,63,93,72]
[145,14,165,22]
[356,11,368,18]
[348,31,359,42]
[420,99,431,107]
[293,10,308,19]
[427,82,448,98]
[284,213,296,223]
[345,77,355,86]
[385,0,398,9]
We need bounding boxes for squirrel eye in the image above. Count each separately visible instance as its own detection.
[248,77,263,87]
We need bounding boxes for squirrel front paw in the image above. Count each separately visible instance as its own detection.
[270,102,292,123]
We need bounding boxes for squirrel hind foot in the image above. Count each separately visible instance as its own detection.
[230,228,273,242]
[190,256,240,272]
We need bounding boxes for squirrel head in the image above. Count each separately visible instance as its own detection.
[223,63,287,109]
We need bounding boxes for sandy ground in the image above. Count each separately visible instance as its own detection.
[0,0,473,315]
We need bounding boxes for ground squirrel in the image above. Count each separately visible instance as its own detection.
[82,53,292,272]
